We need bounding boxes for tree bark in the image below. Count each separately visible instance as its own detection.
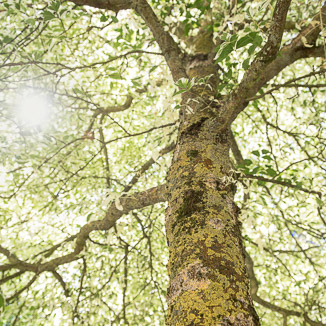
[165,67,260,325]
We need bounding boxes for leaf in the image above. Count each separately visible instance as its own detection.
[266,168,276,177]
[263,155,272,161]
[149,65,158,73]
[3,36,13,44]
[0,292,5,311]
[215,43,234,63]
[26,18,36,25]
[301,36,313,48]
[215,37,237,63]
[43,10,55,21]
[316,197,323,206]
[100,15,108,22]
[252,150,260,156]
[86,212,93,222]
[49,1,60,12]
[251,166,260,174]
[164,16,173,24]
[244,159,252,166]
[109,72,121,79]
[242,58,250,70]
[248,43,259,55]
[236,34,253,49]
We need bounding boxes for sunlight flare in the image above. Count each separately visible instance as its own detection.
[16,91,52,127]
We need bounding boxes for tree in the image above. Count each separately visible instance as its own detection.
[0,0,325,325]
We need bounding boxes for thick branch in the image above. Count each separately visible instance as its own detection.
[69,0,133,12]
[97,95,133,114]
[224,46,325,125]
[41,184,168,272]
[223,4,326,125]
[229,130,245,165]
[69,0,186,81]
[0,184,168,274]
[133,0,186,80]
[257,0,292,61]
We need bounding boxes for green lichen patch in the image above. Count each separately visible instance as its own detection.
[186,149,199,159]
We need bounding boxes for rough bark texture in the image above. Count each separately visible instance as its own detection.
[165,60,260,325]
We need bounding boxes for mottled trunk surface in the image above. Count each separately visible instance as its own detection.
[165,79,260,325]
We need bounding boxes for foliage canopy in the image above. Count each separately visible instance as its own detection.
[0,0,325,325]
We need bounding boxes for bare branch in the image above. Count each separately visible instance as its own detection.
[229,131,244,165]
[6,274,38,303]
[123,142,175,193]
[245,250,326,326]
[52,270,70,297]
[247,68,326,101]
[243,174,322,196]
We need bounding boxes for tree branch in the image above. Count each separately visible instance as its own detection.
[69,0,187,81]
[245,250,326,326]
[223,3,326,125]
[243,174,322,196]
[257,0,292,62]
[0,184,168,274]
[69,0,133,12]
[247,68,326,101]
[229,130,245,165]
[97,95,133,114]
[133,0,187,80]
[123,142,175,193]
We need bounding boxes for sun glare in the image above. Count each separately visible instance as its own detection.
[16,92,52,127]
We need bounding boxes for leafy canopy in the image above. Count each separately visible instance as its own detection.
[0,0,325,325]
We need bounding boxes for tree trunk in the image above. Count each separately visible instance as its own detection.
[165,67,260,325]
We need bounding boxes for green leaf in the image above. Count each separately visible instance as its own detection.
[236,32,262,49]
[49,1,60,12]
[316,197,323,206]
[3,36,13,43]
[100,15,108,22]
[248,43,258,55]
[242,58,250,70]
[0,292,5,311]
[149,65,158,73]
[109,72,121,79]
[251,166,260,174]
[43,10,56,21]
[252,150,260,156]
[26,18,36,25]
[263,155,273,161]
[266,168,277,177]
[244,159,252,166]
[215,37,237,63]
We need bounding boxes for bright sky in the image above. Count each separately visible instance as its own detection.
[16,92,52,127]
